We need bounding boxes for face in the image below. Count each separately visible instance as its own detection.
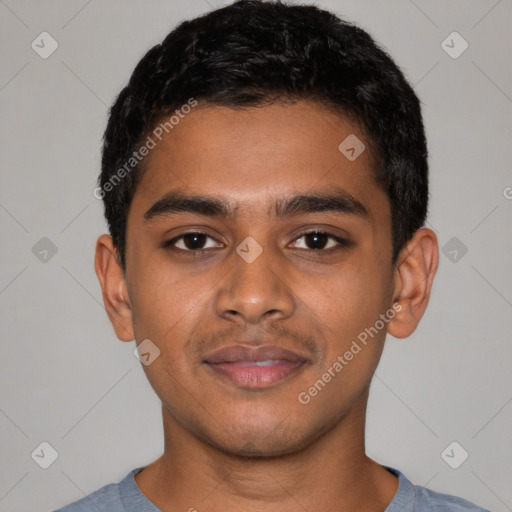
[110,100,400,456]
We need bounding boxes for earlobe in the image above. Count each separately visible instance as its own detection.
[387,227,439,339]
[94,234,135,342]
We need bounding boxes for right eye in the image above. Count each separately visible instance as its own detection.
[163,231,224,253]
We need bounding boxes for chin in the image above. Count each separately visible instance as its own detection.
[211,434,306,459]
[199,411,323,459]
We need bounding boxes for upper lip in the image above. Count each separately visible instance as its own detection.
[203,344,308,364]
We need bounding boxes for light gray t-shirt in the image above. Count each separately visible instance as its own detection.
[52,466,491,511]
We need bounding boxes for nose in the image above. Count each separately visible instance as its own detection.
[215,239,296,326]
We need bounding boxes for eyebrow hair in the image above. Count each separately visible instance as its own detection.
[143,188,369,222]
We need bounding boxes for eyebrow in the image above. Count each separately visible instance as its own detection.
[143,188,369,222]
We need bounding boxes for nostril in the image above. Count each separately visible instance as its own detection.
[224,310,243,321]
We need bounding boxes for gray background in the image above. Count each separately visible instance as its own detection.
[0,0,511,511]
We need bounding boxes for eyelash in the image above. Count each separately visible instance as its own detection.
[163,230,350,255]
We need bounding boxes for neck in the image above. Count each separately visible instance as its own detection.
[135,389,398,511]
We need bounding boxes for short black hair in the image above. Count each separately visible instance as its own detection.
[98,0,428,272]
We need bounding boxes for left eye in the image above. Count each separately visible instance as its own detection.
[291,231,348,251]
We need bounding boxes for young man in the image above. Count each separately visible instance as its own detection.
[55,1,490,510]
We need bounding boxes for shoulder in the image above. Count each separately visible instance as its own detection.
[415,485,492,511]
[52,483,121,511]
[386,467,491,512]
[51,468,141,512]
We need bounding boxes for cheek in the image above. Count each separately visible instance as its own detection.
[132,276,207,412]
[302,258,391,393]
[306,262,387,333]
[127,259,201,347]
[298,280,389,416]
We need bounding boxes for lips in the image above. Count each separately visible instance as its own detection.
[203,345,308,388]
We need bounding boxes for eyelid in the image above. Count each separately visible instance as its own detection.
[290,229,351,250]
[163,230,223,251]
[163,228,351,254]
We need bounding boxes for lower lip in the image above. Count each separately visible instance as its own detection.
[205,360,305,388]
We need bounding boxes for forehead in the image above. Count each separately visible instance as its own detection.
[130,100,388,221]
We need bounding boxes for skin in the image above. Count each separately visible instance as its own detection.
[95,100,439,512]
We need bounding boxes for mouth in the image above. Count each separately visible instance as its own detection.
[203,345,308,389]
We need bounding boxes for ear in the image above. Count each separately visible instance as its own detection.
[387,227,439,339]
[94,234,135,342]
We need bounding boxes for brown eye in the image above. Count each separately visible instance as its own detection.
[164,232,223,252]
[292,230,349,251]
